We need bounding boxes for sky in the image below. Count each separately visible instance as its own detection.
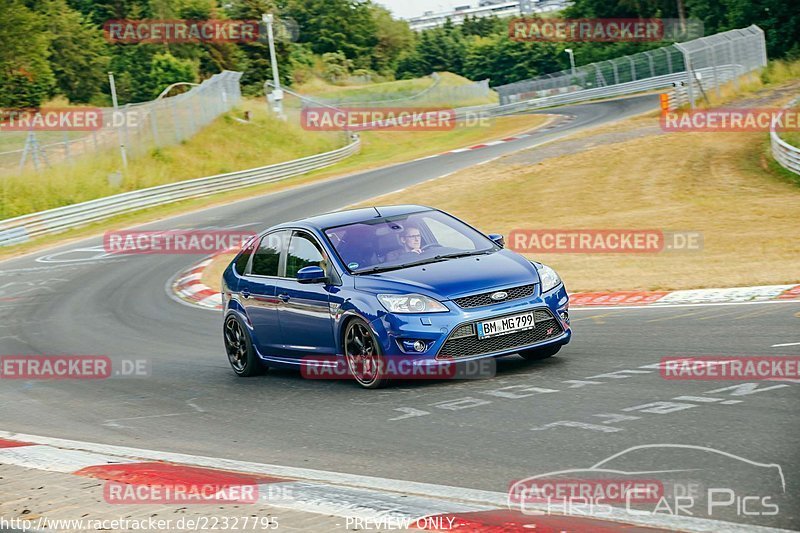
[377,0,470,19]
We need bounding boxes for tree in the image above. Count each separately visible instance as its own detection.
[414,24,467,75]
[36,0,110,104]
[321,51,353,81]
[370,5,414,74]
[148,52,200,98]
[282,0,378,66]
[0,0,55,107]
[464,35,564,86]
[711,0,800,59]
[65,0,153,26]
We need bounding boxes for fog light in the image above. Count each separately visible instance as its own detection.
[559,311,570,324]
[401,340,428,353]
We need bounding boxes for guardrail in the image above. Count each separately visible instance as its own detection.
[455,65,740,119]
[770,97,800,176]
[0,136,361,246]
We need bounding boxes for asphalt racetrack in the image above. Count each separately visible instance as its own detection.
[1,94,798,530]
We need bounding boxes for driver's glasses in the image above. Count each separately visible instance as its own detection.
[403,233,421,240]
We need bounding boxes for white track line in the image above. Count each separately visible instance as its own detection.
[0,445,134,472]
[571,299,800,311]
[772,342,800,348]
[0,431,792,533]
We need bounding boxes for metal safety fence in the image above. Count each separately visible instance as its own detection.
[495,25,767,109]
[0,71,243,173]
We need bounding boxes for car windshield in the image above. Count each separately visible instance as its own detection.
[324,210,498,273]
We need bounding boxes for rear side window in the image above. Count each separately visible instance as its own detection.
[251,231,288,277]
[234,239,257,275]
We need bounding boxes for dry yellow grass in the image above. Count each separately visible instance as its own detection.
[202,251,236,290]
[195,68,800,294]
[354,121,800,292]
[295,72,498,107]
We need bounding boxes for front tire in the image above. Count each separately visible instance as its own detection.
[224,314,265,377]
[344,318,389,389]
[519,344,561,362]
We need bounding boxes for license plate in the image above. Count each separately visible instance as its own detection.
[477,312,535,340]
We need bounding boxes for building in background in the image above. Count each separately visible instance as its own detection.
[407,0,570,32]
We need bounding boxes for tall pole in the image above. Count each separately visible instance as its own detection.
[565,48,576,77]
[108,72,128,169]
[676,0,687,35]
[263,13,285,119]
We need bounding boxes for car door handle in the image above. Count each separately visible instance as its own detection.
[278,293,290,302]
[241,289,251,299]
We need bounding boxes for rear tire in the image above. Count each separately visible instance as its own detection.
[224,314,265,377]
[519,344,561,361]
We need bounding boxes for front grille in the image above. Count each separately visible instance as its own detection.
[437,309,562,360]
[453,284,536,309]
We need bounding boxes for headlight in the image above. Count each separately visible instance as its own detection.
[536,263,562,293]
[377,294,448,314]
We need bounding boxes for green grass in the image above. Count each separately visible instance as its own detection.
[777,101,800,148]
[697,58,800,109]
[0,100,343,219]
[760,58,800,85]
[294,72,498,107]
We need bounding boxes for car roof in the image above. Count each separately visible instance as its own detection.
[274,205,433,231]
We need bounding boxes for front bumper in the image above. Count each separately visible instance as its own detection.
[371,284,571,364]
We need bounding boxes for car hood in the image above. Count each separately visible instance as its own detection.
[353,250,540,299]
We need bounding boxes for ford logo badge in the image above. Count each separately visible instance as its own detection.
[490,291,508,301]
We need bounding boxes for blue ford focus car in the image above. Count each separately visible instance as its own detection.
[222,205,571,388]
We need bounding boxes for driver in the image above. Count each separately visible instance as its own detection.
[399,225,423,255]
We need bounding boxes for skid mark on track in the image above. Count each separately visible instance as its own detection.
[645,310,709,323]
[103,413,190,429]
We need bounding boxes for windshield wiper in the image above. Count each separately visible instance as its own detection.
[433,249,494,260]
[354,250,493,275]
[356,256,449,275]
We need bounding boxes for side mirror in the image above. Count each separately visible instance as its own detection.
[488,233,505,248]
[297,265,327,284]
